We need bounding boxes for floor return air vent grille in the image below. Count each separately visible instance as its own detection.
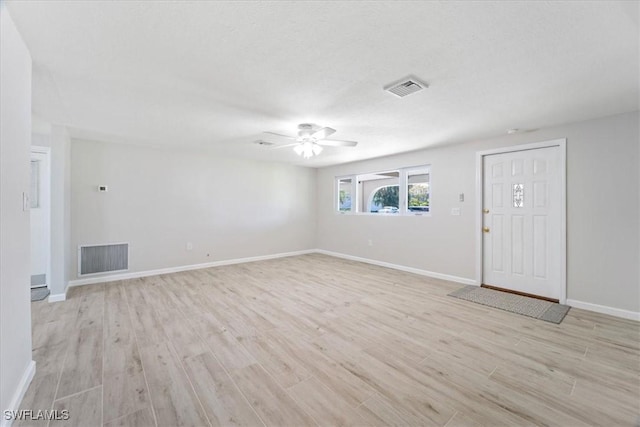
[78,243,129,275]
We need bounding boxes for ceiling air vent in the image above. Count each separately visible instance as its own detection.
[385,78,428,98]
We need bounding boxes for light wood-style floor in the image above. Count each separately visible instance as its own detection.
[20,254,640,426]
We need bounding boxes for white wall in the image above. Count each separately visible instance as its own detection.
[0,2,34,420]
[70,139,317,280]
[317,112,640,313]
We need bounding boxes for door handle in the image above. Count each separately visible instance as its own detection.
[483,209,489,214]
[483,227,490,233]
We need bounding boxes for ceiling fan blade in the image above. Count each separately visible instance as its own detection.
[263,131,296,140]
[311,127,336,140]
[270,143,299,150]
[316,139,358,147]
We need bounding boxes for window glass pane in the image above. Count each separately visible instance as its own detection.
[358,171,399,213]
[338,178,353,212]
[407,170,429,213]
[371,186,399,213]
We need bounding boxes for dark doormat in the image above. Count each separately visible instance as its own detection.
[448,285,570,324]
[31,287,50,302]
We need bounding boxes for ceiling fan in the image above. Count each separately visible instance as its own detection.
[261,123,358,159]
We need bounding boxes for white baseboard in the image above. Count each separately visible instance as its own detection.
[67,249,316,287]
[566,299,640,321]
[48,293,66,302]
[315,249,476,286]
[1,360,36,427]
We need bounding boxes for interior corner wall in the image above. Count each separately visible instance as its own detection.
[0,2,34,418]
[316,111,640,313]
[50,126,71,297]
[70,139,317,280]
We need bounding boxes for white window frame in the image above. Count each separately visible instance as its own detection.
[334,165,431,216]
[404,166,431,216]
[335,175,356,214]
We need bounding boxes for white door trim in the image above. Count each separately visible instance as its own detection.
[475,139,567,303]
[30,145,51,291]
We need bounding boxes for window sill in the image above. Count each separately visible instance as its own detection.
[336,212,431,217]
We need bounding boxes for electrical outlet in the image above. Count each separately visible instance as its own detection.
[186,242,193,251]
[368,239,373,247]
[451,207,461,216]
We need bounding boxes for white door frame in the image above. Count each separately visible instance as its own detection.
[474,139,567,303]
[30,145,51,291]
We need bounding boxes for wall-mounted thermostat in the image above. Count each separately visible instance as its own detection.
[98,185,108,192]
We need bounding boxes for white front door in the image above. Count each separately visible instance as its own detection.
[482,146,562,300]
[30,149,50,289]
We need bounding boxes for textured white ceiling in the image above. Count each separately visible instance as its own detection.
[7,1,639,167]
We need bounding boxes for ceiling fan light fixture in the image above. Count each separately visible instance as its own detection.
[294,141,322,159]
[262,123,357,159]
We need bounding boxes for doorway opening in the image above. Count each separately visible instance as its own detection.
[30,146,51,299]
[475,139,566,303]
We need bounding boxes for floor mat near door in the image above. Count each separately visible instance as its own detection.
[448,285,570,324]
[31,287,50,301]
